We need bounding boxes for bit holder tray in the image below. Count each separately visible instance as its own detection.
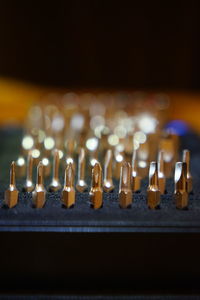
[1,128,200,294]
[0,129,200,233]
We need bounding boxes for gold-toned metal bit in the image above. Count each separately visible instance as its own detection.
[119,161,132,208]
[147,162,161,209]
[159,134,176,178]
[4,161,19,208]
[114,147,124,180]
[62,162,75,208]
[157,150,166,195]
[76,148,88,192]
[182,149,193,193]
[137,141,149,178]
[42,157,51,177]
[174,162,188,209]
[65,138,76,157]
[15,156,26,178]
[31,149,41,166]
[49,149,61,192]
[90,162,103,209]
[103,149,114,192]
[23,151,34,192]
[131,149,141,192]
[32,161,46,208]
[65,138,76,169]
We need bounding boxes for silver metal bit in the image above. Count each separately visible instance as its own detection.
[119,161,132,208]
[103,149,114,192]
[147,162,161,209]
[4,161,19,208]
[182,149,193,193]
[174,162,188,209]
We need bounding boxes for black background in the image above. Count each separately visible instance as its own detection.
[0,0,200,89]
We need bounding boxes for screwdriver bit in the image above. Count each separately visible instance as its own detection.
[119,161,132,208]
[16,156,26,177]
[49,149,61,192]
[114,148,124,179]
[42,157,51,177]
[4,161,19,208]
[131,149,141,192]
[76,148,88,192]
[157,150,166,194]
[32,161,46,208]
[65,138,76,155]
[159,135,175,178]
[182,149,193,193]
[138,141,149,178]
[147,162,161,209]
[23,151,34,192]
[90,161,103,209]
[62,162,75,208]
[174,162,188,209]
[103,149,114,192]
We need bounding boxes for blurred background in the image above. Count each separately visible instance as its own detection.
[0,0,200,129]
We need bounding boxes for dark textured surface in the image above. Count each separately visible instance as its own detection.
[0,296,200,299]
[0,128,200,232]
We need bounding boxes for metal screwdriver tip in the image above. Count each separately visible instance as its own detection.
[103,149,114,192]
[174,162,188,209]
[42,157,51,177]
[4,161,19,208]
[32,161,46,208]
[62,162,75,208]
[15,156,26,177]
[114,149,124,180]
[49,149,61,192]
[90,162,103,209]
[76,148,87,192]
[119,161,132,208]
[147,162,161,209]
[157,150,166,194]
[131,149,141,192]
[23,151,34,192]
[182,149,193,193]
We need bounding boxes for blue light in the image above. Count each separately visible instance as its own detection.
[165,120,190,136]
